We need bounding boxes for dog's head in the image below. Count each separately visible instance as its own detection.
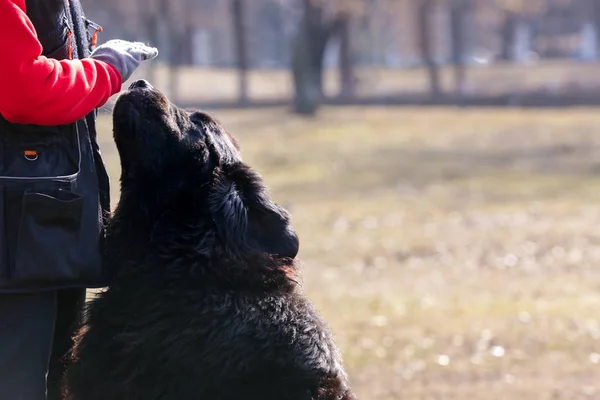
[109,80,299,282]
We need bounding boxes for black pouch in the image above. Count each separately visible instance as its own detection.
[0,122,95,290]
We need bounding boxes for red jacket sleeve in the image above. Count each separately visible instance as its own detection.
[0,0,123,126]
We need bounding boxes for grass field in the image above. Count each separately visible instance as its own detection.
[94,105,600,400]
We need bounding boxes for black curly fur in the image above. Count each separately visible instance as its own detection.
[63,81,357,400]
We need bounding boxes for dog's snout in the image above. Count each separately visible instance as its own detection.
[129,79,153,90]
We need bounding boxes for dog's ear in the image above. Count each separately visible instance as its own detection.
[208,163,299,259]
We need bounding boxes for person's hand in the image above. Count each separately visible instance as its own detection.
[90,39,159,83]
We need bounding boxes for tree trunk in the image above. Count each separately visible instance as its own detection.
[292,31,320,116]
[182,25,194,66]
[417,0,442,97]
[231,0,249,105]
[156,0,180,102]
[450,0,470,99]
[311,31,330,98]
[500,11,516,61]
[338,15,355,99]
[291,0,343,115]
[144,12,159,85]
[168,29,185,105]
[592,0,600,55]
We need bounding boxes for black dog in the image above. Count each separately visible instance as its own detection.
[64,79,357,400]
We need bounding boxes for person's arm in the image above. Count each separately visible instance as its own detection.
[0,0,122,126]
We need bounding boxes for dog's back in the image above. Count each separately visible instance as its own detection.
[67,278,355,400]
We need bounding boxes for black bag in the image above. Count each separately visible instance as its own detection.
[0,0,109,293]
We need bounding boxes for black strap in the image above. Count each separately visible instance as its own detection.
[67,0,90,59]
[61,0,89,60]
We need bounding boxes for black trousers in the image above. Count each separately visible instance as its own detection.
[0,288,86,400]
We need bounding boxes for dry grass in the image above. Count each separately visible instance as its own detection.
[94,105,600,400]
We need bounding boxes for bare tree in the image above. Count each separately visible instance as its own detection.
[231,0,249,105]
[592,0,600,54]
[499,9,517,61]
[136,0,184,102]
[417,0,442,97]
[160,0,182,103]
[337,13,355,99]
[291,0,345,115]
[450,0,473,98]
[142,12,160,84]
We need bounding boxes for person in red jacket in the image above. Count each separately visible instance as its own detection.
[0,0,158,126]
[0,1,158,400]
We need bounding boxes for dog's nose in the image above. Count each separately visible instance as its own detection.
[129,79,153,90]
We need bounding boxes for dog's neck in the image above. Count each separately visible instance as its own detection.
[105,193,300,293]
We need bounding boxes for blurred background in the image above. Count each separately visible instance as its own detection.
[82,0,600,399]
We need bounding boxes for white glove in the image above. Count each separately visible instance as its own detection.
[90,39,159,83]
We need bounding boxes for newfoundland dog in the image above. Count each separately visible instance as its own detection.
[64,79,357,400]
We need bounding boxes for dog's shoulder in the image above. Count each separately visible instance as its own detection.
[191,291,344,376]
